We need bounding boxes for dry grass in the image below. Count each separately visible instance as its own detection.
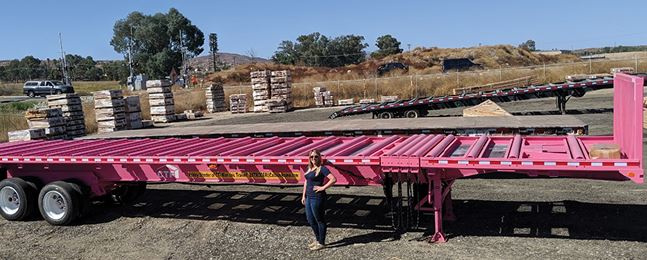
[0,101,40,142]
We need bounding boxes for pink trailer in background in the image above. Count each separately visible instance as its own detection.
[0,73,643,243]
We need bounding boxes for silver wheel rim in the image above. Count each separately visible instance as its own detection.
[43,190,67,220]
[0,186,21,215]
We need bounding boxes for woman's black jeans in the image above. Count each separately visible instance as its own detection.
[305,195,327,245]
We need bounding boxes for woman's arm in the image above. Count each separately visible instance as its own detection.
[314,173,336,192]
[301,179,307,205]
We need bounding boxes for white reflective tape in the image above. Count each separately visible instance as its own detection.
[217,158,225,162]
[458,160,468,165]
[328,159,336,163]
[246,159,254,162]
[107,158,114,162]
[231,158,240,162]
[133,158,141,162]
[172,158,181,162]
[278,159,286,163]
[261,159,270,163]
[12,158,19,162]
[479,161,490,165]
[145,159,153,162]
[120,158,127,162]
[361,159,370,163]
[567,162,580,167]
[81,158,89,162]
[614,162,628,167]
[439,160,448,164]
[501,161,512,165]
[201,159,211,163]
[294,159,303,163]
[344,159,354,163]
[35,158,42,162]
[544,161,556,166]
[188,158,196,162]
[59,158,66,162]
[591,162,603,167]
[521,161,533,166]
[93,158,100,162]
[1,158,7,161]
[24,158,31,162]
[46,158,53,162]
[159,158,167,162]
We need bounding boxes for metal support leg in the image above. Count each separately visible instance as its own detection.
[442,181,456,222]
[429,173,446,243]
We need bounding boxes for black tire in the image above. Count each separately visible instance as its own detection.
[27,91,35,98]
[55,90,62,95]
[378,112,393,119]
[110,182,146,204]
[38,181,81,225]
[405,110,420,118]
[0,178,38,221]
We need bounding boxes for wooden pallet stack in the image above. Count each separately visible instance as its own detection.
[206,84,227,113]
[251,70,272,112]
[25,108,67,140]
[313,87,334,107]
[380,96,399,103]
[338,98,354,106]
[269,70,292,112]
[147,80,176,123]
[93,90,126,133]
[7,128,46,142]
[229,94,247,113]
[124,96,143,129]
[359,98,375,104]
[47,93,85,138]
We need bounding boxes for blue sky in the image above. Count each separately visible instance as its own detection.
[1,0,645,60]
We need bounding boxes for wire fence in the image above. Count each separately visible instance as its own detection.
[223,56,646,107]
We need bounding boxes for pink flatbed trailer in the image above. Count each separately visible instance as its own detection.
[0,74,643,243]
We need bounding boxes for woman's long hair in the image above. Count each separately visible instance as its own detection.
[308,149,322,175]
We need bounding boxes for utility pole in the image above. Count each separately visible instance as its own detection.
[59,33,70,86]
[128,26,134,78]
[180,30,188,87]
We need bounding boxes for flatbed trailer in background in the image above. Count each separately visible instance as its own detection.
[0,74,643,243]
[329,76,615,119]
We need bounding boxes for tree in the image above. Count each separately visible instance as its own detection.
[110,8,204,78]
[103,60,130,84]
[519,40,536,51]
[272,32,368,67]
[371,35,403,59]
[209,33,219,72]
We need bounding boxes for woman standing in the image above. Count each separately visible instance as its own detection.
[301,149,336,251]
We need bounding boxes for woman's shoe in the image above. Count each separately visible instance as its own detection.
[309,243,325,251]
[308,241,318,248]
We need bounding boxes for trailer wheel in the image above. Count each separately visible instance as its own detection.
[110,182,147,204]
[38,181,81,225]
[378,112,394,119]
[0,178,38,221]
[405,110,420,118]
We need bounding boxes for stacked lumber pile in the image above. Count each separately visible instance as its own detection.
[124,96,143,129]
[463,100,512,117]
[47,93,85,138]
[7,128,46,142]
[380,96,399,103]
[251,70,272,112]
[267,98,289,113]
[183,110,204,120]
[24,108,67,140]
[269,70,293,112]
[338,98,354,106]
[359,98,375,104]
[313,87,334,107]
[147,80,176,123]
[229,94,247,113]
[93,90,126,133]
[206,84,226,113]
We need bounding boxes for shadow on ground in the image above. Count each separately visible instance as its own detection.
[81,188,647,243]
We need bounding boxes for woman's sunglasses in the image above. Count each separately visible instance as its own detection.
[310,155,320,159]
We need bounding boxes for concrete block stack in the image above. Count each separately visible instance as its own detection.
[93,90,126,133]
[229,94,247,114]
[124,96,143,129]
[313,87,334,107]
[267,98,289,113]
[25,108,67,140]
[269,70,293,112]
[205,84,226,113]
[359,98,376,104]
[47,93,85,138]
[251,70,272,112]
[147,80,176,123]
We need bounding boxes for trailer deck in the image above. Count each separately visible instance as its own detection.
[0,74,642,243]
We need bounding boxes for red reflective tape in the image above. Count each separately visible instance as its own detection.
[602,162,614,167]
[490,161,501,165]
[579,162,591,166]
[511,161,522,165]
[628,162,640,167]
[270,159,278,163]
[556,162,568,166]
[469,160,479,164]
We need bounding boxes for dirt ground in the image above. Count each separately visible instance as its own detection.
[1,88,647,259]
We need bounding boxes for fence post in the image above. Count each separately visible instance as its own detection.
[636,55,639,72]
[543,62,546,82]
[374,76,378,99]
